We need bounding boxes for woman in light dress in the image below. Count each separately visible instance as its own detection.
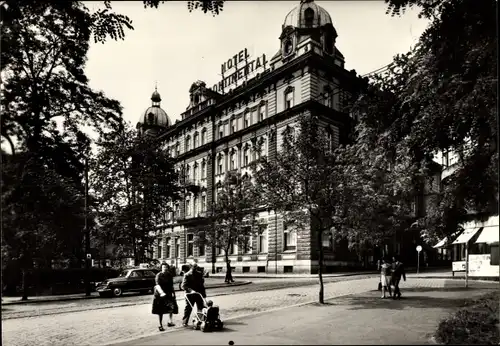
[379,257,393,299]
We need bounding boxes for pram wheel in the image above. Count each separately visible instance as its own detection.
[200,322,207,332]
[215,319,223,330]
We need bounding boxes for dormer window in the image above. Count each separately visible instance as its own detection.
[194,94,200,104]
[304,8,314,27]
[148,113,155,124]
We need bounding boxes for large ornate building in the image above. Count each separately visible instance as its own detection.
[138,0,365,274]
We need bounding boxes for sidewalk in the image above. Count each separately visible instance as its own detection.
[1,279,250,306]
[112,284,496,345]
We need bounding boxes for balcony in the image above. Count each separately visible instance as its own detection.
[177,211,209,225]
[441,162,459,182]
[184,179,201,193]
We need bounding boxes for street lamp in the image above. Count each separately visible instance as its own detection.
[84,153,91,297]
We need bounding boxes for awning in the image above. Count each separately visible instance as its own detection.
[452,227,482,245]
[433,231,461,249]
[433,237,449,249]
[475,226,499,244]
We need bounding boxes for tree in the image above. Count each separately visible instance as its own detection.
[354,0,498,242]
[253,115,347,304]
[91,124,180,266]
[199,171,261,281]
[1,151,88,299]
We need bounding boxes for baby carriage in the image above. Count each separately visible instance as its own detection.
[185,292,224,332]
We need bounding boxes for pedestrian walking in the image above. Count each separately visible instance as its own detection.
[152,263,178,331]
[181,263,207,327]
[380,257,392,299]
[391,255,406,300]
[225,260,234,284]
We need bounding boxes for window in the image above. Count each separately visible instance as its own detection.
[242,230,252,254]
[201,161,206,179]
[201,194,206,212]
[491,245,499,265]
[229,241,237,255]
[193,196,198,216]
[218,156,224,175]
[194,133,199,148]
[244,148,249,166]
[175,238,180,258]
[187,234,194,257]
[186,137,191,152]
[186,165,191,182]
[230,152,236,170]
[193,165,198,182]
[186,197,191,216]
[322,230,333,250]
[285,87,294,110]
[201,129,206,145]
[259,104,266,121]
[231,119,237,134]
[244,113,250,128]
[323,87,332,107]
[326,130,333,150]
[283,224,297,251]
[175,143,180,157]
[157,240,163,259]
[174,203,180,219]
[258,226,268,253]
[304,8,314,27]
[218,124,224,139]
[129,271,141,278]
[166,238,171,258]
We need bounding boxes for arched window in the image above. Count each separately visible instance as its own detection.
[193,164,198,181]
[201,128,206,145]
[304,8,314,27]
[185,136,191,152]
[193,132,199,148]
[284,86,294,110]
[185,165,191,181]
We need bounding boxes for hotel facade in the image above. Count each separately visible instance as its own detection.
[137,0,365,274]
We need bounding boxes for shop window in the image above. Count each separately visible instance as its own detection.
[242,266,250,273]
[284,266,294,273]
[491,245,499,265]
[257,266,266,273]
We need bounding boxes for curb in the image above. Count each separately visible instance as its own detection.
[1,281,252,306]
[411,275,499,282]
[209,271,378,279]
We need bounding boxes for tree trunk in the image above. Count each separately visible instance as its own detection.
[318,232,325,304]
[132,236,138,266]
[211,244,216,274]
[21,268,28,301]
[224,253,233,283]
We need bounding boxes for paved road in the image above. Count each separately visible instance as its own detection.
[1,275,375,320]
[2,277,494,346]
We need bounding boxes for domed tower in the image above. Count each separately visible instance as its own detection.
[276,0,344,67]
[137,86,171,137]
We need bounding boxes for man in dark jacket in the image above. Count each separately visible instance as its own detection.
[181,263,206,326]
[391,255,406,299]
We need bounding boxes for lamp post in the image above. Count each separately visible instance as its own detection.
[84,154,91,297]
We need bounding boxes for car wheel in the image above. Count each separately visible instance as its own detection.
[112,287,123,297]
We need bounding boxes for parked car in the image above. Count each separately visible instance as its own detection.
[95,268,159,297]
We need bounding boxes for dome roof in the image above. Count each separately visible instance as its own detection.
[283,0,333,29]
[140,106,170,128]
[151,90,161,102]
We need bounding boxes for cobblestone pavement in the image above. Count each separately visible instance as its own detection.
[1,275,375,320]
[2,278,496,346]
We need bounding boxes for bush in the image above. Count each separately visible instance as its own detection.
[436,292,499,345]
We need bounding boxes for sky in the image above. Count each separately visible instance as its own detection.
[84,0,429,127]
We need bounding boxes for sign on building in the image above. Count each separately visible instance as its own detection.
[211,48,268,94]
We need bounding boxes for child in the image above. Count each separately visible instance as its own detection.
[202,299,213,315]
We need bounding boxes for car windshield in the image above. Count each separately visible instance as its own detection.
[118,270,129,278]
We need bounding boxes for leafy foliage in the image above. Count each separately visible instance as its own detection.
[91,124,180,264]
[1,152,87,276]
[199,171,262,267]
[253,114,345,303]
[144,0,224,16]
[356,0,498,241]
